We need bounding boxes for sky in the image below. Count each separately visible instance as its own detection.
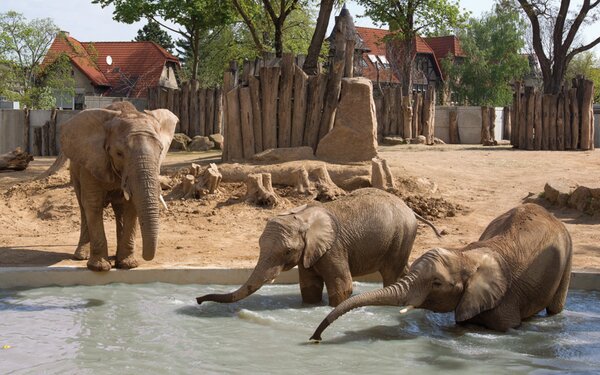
[1,0,598,52]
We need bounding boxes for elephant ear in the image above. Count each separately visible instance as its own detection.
[59,109,120,183]
[278,204,308,216]
[455,248,508,322]
[295,207,336,268]
[145,109,178,166]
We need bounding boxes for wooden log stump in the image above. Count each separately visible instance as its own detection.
[49,109,57,156]
[205,88,216,137]
[291,66,308,147]
[489,106,496,144]
[239,87,255,159]
[310,165,346,202]
[580,79,594,150]
[382,86,392,136]
[214,88,223,135]
[261,66,281,150]
[402,95,412,139]
[197,163,222,195]
[225,87,243,161]
[33,127,42,156]
[518,88,528,148]
[542,94,551,150]
[534,92,542,150]
[548,94,557,150]
[292,167,312,194]
[304,74,327,150]
[182,174,196,198]
[248,76,263,153]
[481,106,491,144]
[181,81,190,136]
[525,87,535,150]
[245,173,282,207]
[371,158,396,190]
[569,87,579,150]
[557,92,565,150]
[278,53,294,148]
[503,106,511,141]
[563,86,571,149]
[0,148,34,171]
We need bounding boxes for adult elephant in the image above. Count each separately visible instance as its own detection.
[197,188,441,307]
[60,102,177,271]
[311,203,572,340]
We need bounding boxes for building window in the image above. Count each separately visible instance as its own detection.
[377,55,390,68]
[367,54,378,67]
[359,57,368,68]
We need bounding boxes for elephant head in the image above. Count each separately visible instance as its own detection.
[60,104,177,261]
[310,246,509,340]
[197,204,337,304]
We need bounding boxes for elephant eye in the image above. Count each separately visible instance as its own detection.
[116,151,124,157]
[432,279,443,288]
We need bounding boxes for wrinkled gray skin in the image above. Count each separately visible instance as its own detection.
[311,203,573,340]
[197,188,441,307]
[60,102,177,271]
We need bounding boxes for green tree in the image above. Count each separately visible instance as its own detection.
[517,0,600,94]
[443,3,529,106]
[134,19,175,52]
[93,0,234,80]
[357,0,467,94]
[0,11,73,109]
[566,51,600,103]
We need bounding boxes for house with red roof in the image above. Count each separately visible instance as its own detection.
[42,32,180,109]
[330,7,465,100]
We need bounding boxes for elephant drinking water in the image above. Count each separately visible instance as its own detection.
[196,188,441,307]
[310,203,573,340]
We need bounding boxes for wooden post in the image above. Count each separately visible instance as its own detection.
[525,87,535,150]
[173,89,181,133]
[23,109,30,153]
[42,123,49,156]
[239,87,255,159]
[541,94,550,150]
[190,80,200,136]
[556,92,565,150]
[580,79,594,150]
[518,87,529,149]
[181,82,190,136]
[248,76,263,153]
[386,87,397,135]
[205,88,215,137]
[563,86,571,149]
[221,72,235,161]
[481,106,490,144]
[396,88,404,138]
[304,74,327,150]
[375,96,384,142]
[291,66,308,147]
[512,82,521,147]
[422,87,435,144]
[569,87,579,150]
[413,93,422,136]
[489,106,496,144]
[33,127,42,156]
[534,92,542,150]
[278,53,294,148]
[214,87,223,135]
[166,88,174,113]
[49,108,57,155]
[225,87,243,161]
[319,22,346,142]
[402,95,412,140]
[344,38,355,78]
[502,107,511,141]
[260,66,280,150]
[449,110,459,144]
[548,94,557,150]
[196,88,205,136]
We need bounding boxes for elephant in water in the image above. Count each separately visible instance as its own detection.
[311,203,572,340]
[60,102,177,271]
[197,188,441,307]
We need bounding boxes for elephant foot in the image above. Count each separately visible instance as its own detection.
[73,244,90,260]
[87,257,112,272]
[116,255,139,270]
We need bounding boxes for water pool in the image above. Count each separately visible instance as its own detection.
[1,282,599,374]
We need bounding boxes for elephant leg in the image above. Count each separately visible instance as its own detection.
[379,264,409,287]
[546,255,572,315]
[71,169,90,260]
[80,172,111,272]
[112,200,124,251]
[474,301,522,331]
[115,201,139,269]
[298,266,324,304]
[322,265,353,307]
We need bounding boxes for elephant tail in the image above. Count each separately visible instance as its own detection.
[414,212,442,238]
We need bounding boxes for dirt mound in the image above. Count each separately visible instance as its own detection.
[389,176,464,220]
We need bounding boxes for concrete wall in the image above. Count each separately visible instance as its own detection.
[0,110,25,154]
[434,106,504,144]
[84,97,147,111]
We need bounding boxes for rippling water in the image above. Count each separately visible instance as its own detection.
[1,283,599,374]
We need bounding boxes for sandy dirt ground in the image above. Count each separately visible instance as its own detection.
[1,144,599,271]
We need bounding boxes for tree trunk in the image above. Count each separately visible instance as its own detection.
[303,0,335,75]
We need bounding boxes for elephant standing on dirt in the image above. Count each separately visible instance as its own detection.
[60,102,177,271]
[197,188,441,307]
[310,203,573,340]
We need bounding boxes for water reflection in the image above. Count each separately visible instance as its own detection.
[0,283,599,374]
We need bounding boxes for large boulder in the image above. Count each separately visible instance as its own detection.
[252,146,316,163]
[188,136,214,152]
[315,77,378,163]
[209,133,224,150]
[568,186,592,212]
[169,133,192,152]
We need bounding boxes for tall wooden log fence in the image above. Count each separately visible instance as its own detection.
[374,84,436,144]
[510,77,595,150]
[147,83,223,137]
[222,16,355,161]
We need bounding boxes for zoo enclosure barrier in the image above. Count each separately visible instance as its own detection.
[146,83,223,138]
[508,77,595,151]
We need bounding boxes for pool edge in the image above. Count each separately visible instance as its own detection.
[0,267,599,291]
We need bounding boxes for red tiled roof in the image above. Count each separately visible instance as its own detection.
[355,26,459,83]
[42,34,179,98]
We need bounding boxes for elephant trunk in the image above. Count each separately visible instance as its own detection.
[130,154,161,261]
[310,273,417,341]
[197,257,283,304]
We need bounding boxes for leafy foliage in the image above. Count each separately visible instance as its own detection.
[442,4,529,106]
[135,19,175,52]
[0,11,73,109]
[566,51,600,103]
